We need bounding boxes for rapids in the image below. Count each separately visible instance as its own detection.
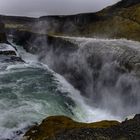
[0,43,120,140]
[0,36,140,139]
[39,36,140,118]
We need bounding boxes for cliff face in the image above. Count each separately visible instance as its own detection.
[111,0,140,8]
[0,22,7,43]
[36,0,140,41]
[91,0,140,41]
[0,21,24,64]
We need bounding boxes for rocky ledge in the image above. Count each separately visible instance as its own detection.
[0,22,24,66]
[37,0,140,41]
[24,114,140,140]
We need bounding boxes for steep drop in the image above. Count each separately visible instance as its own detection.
[38,36,140,117]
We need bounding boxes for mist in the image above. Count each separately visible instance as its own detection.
[0,0,120,17]
[34,37,140,118]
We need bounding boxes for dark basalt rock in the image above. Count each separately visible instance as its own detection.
[0,22,24,64]
[3,56,24,63]
[114,0,140,8]
[24,114,140,140]
[13,30,78,54]
[13,30,48,53]
[0,42,24,64]
[0,52,24,64]
[0,22,7,43]
[0,50,16,56]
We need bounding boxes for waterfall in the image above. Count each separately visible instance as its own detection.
[0,42,121,140]
[0,35,139,139]
[39,36,140,117]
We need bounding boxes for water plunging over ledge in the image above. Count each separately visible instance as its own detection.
[38,36,140,117]
[0,43,121,140]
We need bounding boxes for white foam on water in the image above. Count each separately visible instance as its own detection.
[53,71,122,123]
[1,38,139,140]
[13,43,122,123]
[0,43,19,56]
[55,36,140,50]
[14,40,124,123]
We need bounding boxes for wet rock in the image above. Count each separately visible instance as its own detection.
[0,43,24,65]
[0,22,7,43]
[13,30,49,54]
[3,56,24,63]
[0,22,20,64]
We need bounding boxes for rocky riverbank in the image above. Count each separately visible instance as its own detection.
[24,114,140,140]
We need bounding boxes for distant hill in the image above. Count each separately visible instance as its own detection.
[0,0,140,41]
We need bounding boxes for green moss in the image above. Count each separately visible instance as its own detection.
[5,24,24,29]
[24,116,120,140]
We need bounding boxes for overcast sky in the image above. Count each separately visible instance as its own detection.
[0,0,120,17]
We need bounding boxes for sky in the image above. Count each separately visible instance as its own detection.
[0,0,120,17]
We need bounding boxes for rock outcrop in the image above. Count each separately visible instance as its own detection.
[0,22,24,65]
[24,114,140,140]
[0,43,24,67]
[0,22,7,43]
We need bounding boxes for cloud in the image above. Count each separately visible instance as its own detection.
[0,0,120,17]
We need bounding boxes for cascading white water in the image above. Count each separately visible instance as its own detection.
[39,36,140,118]
[0,43,121,140]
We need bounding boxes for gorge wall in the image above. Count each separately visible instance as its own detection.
[0,0,139,42]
